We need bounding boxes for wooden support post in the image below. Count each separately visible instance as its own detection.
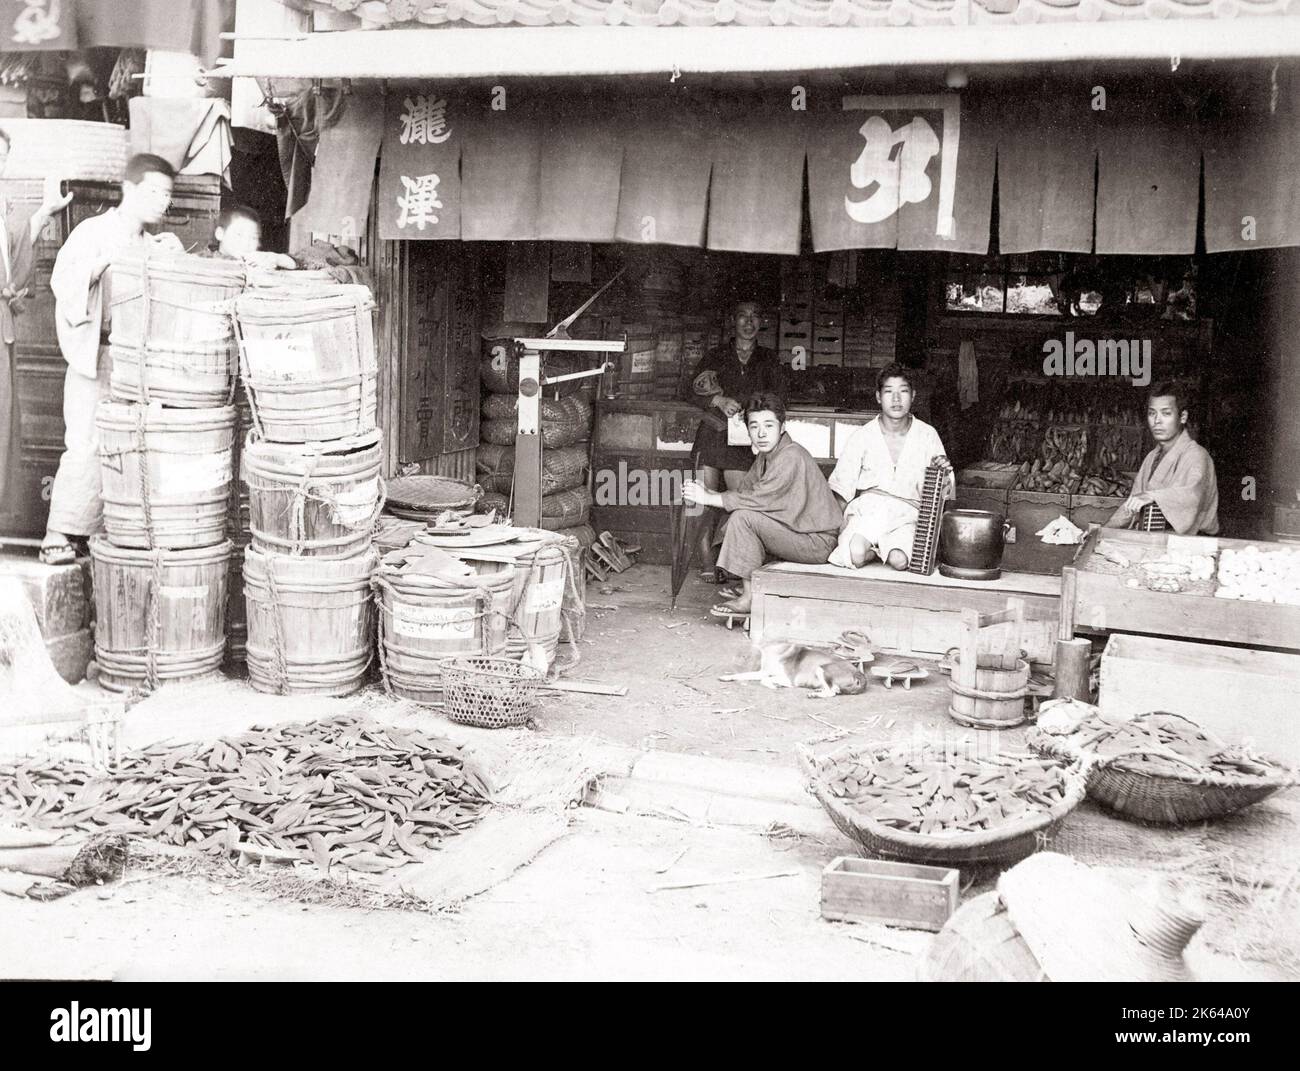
[1052,637,1093,701]
[514,347,543,529]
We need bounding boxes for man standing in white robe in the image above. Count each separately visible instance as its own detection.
[828,364,952,570]
[40,154,181,564]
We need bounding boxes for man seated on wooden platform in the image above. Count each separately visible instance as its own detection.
[683,391,842,623]
[827,364,952,571]
[1106,382,1219,536]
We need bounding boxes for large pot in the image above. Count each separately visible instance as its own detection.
[938,508,1008,581]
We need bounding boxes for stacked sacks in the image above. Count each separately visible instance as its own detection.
[233,283,382,696]
[90,251,245,693]
[476,350,595,532]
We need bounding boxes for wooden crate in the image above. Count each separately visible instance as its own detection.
[821,857,959,932]
[1070,493,1124,530]
[1098,633,1300,767]
[1063,528,1300,650]
[1008,489,1071,541]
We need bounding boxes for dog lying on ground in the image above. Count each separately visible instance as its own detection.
[718,642,869,699]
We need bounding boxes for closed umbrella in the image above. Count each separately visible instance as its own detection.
[669,448,712,610]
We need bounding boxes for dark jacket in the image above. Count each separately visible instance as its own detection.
[683,340,788,471]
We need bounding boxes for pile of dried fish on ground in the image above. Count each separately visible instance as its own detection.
[1036,711,1289,782]
[0,715,491,875]
[822,751,1075,836]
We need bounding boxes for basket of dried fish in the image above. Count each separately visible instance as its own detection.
[1028,710,1298,825]
[797,741,1087,869]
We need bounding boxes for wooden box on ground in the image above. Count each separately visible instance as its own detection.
[1062,527,1300,650]
[821,857,959,932]
[751,562,1060,667]
[956,484,1010,518]
[1099,633,1300,767]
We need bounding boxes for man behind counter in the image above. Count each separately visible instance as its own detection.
[1107,383,1219,536]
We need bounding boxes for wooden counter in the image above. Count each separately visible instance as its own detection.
[1060,527,1300,652]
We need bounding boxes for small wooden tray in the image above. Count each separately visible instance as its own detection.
[821,856,959,932]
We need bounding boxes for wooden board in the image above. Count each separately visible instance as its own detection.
[751,563,1059,666]
[1098,633,1300,766]
[821,857,959,933]
[1063,527,1300,651]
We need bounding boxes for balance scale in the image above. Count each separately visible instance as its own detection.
[509,337,624,530]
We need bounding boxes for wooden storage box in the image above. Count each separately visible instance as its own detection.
[821,857,959,932]
[1099,633,1300,767]
[1008,489,1071,540]
[1070,493,1124,530]
[955,484,1010,517]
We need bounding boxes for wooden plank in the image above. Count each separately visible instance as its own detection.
[821,857,959,933]
[1099,634,1300,766]
[757,568,1059,620]
[1058,565,1078,641]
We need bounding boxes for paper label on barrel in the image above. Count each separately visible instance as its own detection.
[631,351,655,375]
[525,577,565,613]
[156,450,232,493]
[160,585,208,600]
[330,478,379,528]
[393,603,475,639]
[242,336,316,381]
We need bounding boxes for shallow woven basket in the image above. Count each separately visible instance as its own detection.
[797,741,1088,869]
[1027,716,1298,826]
[384,475,482,518]
[441,656,543,729]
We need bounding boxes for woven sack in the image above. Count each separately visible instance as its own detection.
[475,442,588,495]
[475,491,510,515]
[1,119,127,181]
[540,486,592,530]
[481,416,587,449]
[483,393,593,424]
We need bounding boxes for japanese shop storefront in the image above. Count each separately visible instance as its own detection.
[215,23,1300,558]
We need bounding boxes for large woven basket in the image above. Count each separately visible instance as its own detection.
[476,442,588,495]
[441,656,543,729]
[540,486,592,530]
[1,119,127,181]
[798,742,1087,869]
[1027,715,1297,826]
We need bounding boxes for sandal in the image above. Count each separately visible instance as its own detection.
[39,541,76,566]
[870,660,929,690]
[709,602,751,630]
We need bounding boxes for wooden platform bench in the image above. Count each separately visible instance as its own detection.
[750,562,1062,669]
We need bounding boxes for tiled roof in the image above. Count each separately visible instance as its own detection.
[308,0,1299,29]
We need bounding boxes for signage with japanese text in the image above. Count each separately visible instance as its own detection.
[377,89,461,241]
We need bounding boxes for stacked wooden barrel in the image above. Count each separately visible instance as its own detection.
[90,251,245,692]
[233,283,381,696]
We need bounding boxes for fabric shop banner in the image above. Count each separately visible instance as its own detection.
[377,88,462,241]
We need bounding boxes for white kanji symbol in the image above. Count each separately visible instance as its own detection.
[12,0,63,45]
[844,115,941,225]
[398,95,451,146]
[396,174,443,231]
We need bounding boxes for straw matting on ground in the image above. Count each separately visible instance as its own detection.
[2,678,623,913]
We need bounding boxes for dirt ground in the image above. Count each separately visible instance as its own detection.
[1,563,1296,981]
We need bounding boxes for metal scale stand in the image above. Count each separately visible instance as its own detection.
[509,338,624,529]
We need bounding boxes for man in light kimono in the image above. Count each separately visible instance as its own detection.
[827,364,952,570]
[1107,383,1219,536]
[0,127,74,526]
[40,154,181,565]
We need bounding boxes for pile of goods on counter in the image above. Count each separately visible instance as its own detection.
[1086,538,1217,595]
[1029,708,1296,824]
[979,382,1144,498]
[1215,544,1300,605]
[0,715,490,875]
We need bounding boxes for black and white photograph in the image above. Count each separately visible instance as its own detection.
[0,0,1297,1010]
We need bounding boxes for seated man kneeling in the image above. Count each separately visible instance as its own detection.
[827,364,951,571]
[683,391,842,621]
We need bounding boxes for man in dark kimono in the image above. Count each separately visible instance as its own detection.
[682,299,787,580]
[0,127,73,525]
